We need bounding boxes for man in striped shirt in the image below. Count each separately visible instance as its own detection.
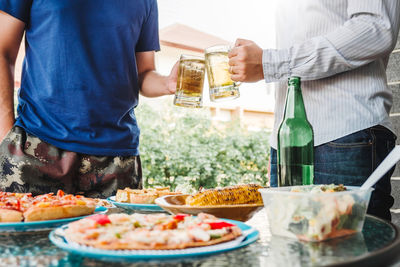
[228,0,400,220]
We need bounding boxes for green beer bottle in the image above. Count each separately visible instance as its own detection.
[277,77,314,186]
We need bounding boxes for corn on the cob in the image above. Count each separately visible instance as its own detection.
[185,184,263,206]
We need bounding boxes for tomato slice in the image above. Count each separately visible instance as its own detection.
[56,190,65,197]
[88,214,111,225]
[207,221,235,230]
[173,214,190,222]
[63,195,73,201]
[16,199,21,211]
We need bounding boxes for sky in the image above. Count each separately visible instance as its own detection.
[157,0,277,49]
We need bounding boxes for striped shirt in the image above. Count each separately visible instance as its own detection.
[263,0,400,148]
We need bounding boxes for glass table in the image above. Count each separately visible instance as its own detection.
[1,209,400,267]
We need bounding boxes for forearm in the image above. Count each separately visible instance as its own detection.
[0,10,26,140]
[139,70,172,98]
[0,55,15,140]
[264,9,399,82]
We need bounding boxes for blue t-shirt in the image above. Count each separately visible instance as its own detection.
[0,0,160,156]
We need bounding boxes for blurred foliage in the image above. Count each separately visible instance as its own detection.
[136,100,270,192]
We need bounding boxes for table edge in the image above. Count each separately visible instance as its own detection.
[326,215,400,267]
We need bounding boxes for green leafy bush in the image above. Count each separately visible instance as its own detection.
[136,100,270,192]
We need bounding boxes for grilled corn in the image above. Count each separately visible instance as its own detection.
[185,184,263,206]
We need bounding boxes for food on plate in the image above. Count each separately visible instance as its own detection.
[0,190,96,223]
[91,198,113,208]
[185,184,263,206]
[290,184,347,193]
[115,187,181,204]
[64,212,242,250]
[263,184,371,242]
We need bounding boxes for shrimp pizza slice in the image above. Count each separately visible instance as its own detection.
[65,212,242,250]
[23,190,96,222]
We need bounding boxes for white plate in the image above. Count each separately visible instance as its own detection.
[107,196,164,212]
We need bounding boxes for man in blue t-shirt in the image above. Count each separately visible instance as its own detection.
[0,1,178,197]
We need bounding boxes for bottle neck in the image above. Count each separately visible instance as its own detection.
[283,84,307,119]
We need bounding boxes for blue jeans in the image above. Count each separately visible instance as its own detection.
[270,125,397,221]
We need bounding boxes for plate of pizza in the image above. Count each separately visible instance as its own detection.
[0,190,107,232]
[107,187,181,212]
[49,212,259,261]
[107,196,163,212]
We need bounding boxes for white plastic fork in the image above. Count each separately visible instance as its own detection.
[360,145,400,190]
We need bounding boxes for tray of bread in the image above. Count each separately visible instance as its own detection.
[108,187,181,212]
[0,190,107,232]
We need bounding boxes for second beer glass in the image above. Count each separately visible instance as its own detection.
[174,54,206,108]
[205,45,240,102]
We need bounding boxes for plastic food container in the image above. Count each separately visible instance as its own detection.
[259,186,373,242]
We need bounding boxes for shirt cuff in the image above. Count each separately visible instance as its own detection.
[262,48,291,83]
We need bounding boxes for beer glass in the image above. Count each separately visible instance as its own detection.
[174,54,206,108]
[205,45,240,102]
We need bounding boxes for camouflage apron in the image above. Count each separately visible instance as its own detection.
[0,126,142,198]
